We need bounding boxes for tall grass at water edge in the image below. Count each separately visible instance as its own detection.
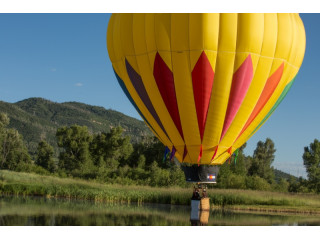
[1,170,320,212]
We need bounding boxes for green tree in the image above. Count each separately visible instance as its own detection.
[35,140,56,173]
[217,143,248,189]
[90,126,133,171]
[217,161,232,187]
[303,139,320,193]
[143,137,170,168]
[0,113,10,165]
[0,124,31,170]
[288,176,310,193]
[168,164,187,187]
[273,178,289,192]
[245,175,271,191]
[229,143,248,176]
[248,138,276,184]
[149,161,170,187]
[137,154,146,169]
[0,113,9,130]
[56,125,92,173]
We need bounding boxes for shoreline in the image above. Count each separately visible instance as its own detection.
[1,170,320,216]
[214,205,320,216]
[2,192,320,216]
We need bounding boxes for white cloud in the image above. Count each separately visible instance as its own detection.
[50,68,57,72]
[75,82,83,87]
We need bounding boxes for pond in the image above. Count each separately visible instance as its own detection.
[0,195,319,226]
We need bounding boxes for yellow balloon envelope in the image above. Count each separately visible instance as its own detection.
[107,13,306,165]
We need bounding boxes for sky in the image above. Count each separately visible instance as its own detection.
[0,13,319,178]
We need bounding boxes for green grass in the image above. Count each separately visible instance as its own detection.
[0,170,191,205]
[1,170,320,214]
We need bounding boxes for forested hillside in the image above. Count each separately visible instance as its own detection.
[0,99,306,192]
[274,169,297,182]
[0,98,151,154]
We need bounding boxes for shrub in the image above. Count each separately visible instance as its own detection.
[217,173,246,189]
[245,175,271,191]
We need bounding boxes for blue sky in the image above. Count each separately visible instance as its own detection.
[0,13,318,177]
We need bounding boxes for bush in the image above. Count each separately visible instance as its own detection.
[245,175,271,191]
[15,163,50,176]
[149,162,170,187]
[130,168,148,181]
[272,178,289,192]
[217,173,246,189]
[168,165,187,187]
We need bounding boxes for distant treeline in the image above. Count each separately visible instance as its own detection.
[0,98,152,155]
[1,112,319,193]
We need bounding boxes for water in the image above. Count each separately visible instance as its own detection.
[0,195,319,226]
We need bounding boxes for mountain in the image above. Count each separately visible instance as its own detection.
[274,168,298,182]
[0,97,298,180]
[0,98,152,154]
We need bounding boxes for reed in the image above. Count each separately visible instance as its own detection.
[1,170,320,213]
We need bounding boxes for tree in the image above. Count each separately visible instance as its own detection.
[245,175,271,191]
[273,178,289,192]
[229,143,248,176]
[90,126,133,171]
[303,139,320,193]
[248,138,276,184]
[0,113,9,130]
[36,140,56,173]
[143,137,171,168]
[149,161,170,187]
[0,113,10,167]
[56,125,92,173]
[0,113,31,170]
[217,143,248,189]
[137,154,146,169]
[168,164,187,187]
[288,176,309,193]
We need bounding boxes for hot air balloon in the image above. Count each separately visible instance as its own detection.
[107,13,305,169]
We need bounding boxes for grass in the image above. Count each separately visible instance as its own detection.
[1,170,320,214]
[0,170,191,205]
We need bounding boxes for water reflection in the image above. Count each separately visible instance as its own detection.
[190,210,210,226]
[1,195,320,226]
[190,198,210,226]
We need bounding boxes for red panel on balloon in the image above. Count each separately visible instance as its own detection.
[221,55,254,139]
[192,51,215,141]
[154,52,184,140]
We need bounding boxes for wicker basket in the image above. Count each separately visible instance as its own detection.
[200,197,210,211]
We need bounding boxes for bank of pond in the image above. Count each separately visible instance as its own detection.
[1,195,320,226]
[1,170,320,215]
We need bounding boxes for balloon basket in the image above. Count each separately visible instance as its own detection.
[191,184,210,210]
[200,197,210,211]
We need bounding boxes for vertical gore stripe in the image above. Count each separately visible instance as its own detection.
[236,62,284,140]
[154,52,184,140]
[192,51,215,141]
[221,55,254,139]
[125,59,169,139]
